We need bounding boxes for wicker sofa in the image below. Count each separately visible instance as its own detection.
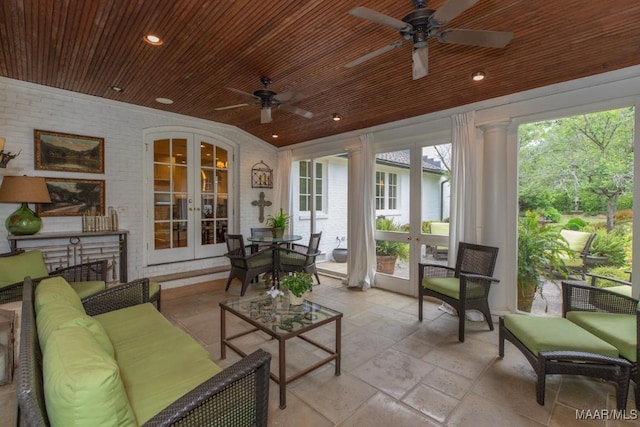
[17,275,271,427]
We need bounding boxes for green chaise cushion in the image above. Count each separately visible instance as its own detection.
[35,276,85,314]
[68,280,106,299]
[36,299,114,357]
[0,250,49,288]
[503,314,619,358]
[566,311,636,362]
[43,326,137,427]
[423,277,485,299]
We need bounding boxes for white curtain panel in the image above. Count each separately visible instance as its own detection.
[449,110,478,255]
[347,134,376,289]
[273,149,292,215]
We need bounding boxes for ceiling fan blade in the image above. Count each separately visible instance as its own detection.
[345,40,407,68]
[274,90,301,103]
[412,46,429,80]
[260,107,272,124]
[349,7,411,31]
[438,29,513,48]
[214,103,250,111]
[279,103,314,119]
[432,0,479,25]
[225,87,259,99]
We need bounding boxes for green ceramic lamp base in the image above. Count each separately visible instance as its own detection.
[5,202,43,235]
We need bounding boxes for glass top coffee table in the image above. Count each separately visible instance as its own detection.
[220,294,342,409]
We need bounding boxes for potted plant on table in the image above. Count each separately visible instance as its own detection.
[517,212,569,312]
[266,208,291,238]
[280,272,313,305]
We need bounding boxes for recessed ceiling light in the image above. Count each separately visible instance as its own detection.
[332,113,342,121]
[155,97,173,105]
[111,86,123,93]
[144,34,163,45]
[471,70,487,81]
[271,133,279,138]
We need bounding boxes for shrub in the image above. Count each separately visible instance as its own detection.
[588,266,630,288]
[535,207,561,223]
[614,209,633,224]
[590,229,627,266]
[565,218,588,231]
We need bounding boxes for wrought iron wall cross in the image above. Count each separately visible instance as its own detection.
[252,191,272,223]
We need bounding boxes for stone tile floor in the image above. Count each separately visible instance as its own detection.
[1,275,637,426]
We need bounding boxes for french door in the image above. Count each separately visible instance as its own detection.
[374,142,451,296]
[145,131,233,265]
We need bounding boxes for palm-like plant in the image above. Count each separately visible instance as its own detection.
[517,212,569,311]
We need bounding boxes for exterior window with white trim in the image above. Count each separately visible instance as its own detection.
[299,160,324,212]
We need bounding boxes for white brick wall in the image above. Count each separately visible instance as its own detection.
[0,77,278,283]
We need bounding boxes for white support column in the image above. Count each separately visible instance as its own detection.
[479,121,510,312]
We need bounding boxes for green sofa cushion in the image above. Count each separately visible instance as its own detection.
[68,280,106,299]
[37,299,114,357]
[95,303,221,424]
[125,357,221,424]
[422,277,485,299]
[566,311,637,362]
[43,326,137,427]
[149,281,161,298]
[503,314,619,358]
[35,276,85,314]
[0,250,49,288]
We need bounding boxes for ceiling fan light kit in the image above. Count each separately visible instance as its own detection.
[346,0,513,80]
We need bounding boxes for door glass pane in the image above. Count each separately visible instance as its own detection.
[421,143,451,264]
[153,137,189,250]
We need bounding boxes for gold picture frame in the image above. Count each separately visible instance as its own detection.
[36,178,105,217]
[35,130,105,173]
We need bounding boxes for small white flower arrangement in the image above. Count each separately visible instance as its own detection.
[266,286,284,299]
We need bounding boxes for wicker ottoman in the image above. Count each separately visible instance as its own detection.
[499,314,632,410]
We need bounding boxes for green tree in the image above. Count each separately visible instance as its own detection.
[518,107,634,230]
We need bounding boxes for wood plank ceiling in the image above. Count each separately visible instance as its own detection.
[1,0,639,147]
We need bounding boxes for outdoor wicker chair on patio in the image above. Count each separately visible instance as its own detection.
[277,232,322,284]
[418,242,499,342]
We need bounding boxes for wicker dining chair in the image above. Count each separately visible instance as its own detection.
[419,242,500,342]
[277,232,322,284]
[224,234,274,296]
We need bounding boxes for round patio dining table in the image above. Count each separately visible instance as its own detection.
[247,234,302,287]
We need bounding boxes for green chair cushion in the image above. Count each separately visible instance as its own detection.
[43,326,137,427]
[35,276,85,314]
[422,277,485,299]
[560,229,592,253]
[37,299,114,357]
[68,280,106,299]
[600,285,633,298]
[566,311,636,362]
[503,314,619,358]
[280,251,307,266]
[247,252,273,268]
[149,281,161,298]
[0,250,49,288]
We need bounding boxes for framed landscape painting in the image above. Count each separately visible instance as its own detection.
[35,130,104,173]
[36,178,105,217]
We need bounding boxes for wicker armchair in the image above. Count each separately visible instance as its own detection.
[0,249,108,304]
[224,234,274,296]
[562,280,639,408]
[277,232,322,284]
[418,242,499,342]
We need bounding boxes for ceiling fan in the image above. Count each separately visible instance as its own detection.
[345,0,513,80]
[214,77,314,124]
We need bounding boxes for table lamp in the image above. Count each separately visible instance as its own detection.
[0,176,52,235]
